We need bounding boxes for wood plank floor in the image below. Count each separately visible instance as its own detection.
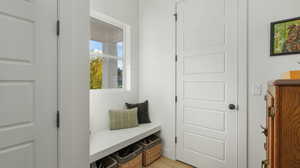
[145,157,193,168]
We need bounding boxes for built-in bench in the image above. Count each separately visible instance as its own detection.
[89,123,161,163]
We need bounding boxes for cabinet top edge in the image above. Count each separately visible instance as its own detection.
[272,79,300,86]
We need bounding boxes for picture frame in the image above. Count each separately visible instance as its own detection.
[270,17,300,56]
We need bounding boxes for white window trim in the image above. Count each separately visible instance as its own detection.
[90,10,131,92]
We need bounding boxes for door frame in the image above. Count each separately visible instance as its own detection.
[58,0,90,168]
[174,0,248,167]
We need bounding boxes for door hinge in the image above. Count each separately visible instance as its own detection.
[174,13,178,22]
[175,54,178,62]
[56,20,60,36]
[175,136,178,144]
[175,96,178,103]
[56,110,60,128]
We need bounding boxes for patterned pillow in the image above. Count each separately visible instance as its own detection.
[109,108,138,130]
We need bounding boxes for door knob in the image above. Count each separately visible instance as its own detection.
[228,104,237,110]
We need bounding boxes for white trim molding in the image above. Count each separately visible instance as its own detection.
[58,0,90,168]
[237,0,248,167]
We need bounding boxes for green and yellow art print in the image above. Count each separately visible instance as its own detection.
[271,17,300,56]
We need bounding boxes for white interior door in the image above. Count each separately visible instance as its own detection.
[176,0,238,167]
[0,0,58,168]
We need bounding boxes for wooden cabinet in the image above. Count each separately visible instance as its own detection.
[263,80,300,168]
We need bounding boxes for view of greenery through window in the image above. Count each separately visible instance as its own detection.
[89,40,124,89]
[90,40,103,89]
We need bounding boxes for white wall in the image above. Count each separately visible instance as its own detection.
[139,0,176,159]
[248,0,300,167]
[59,0,90,168]
[90,0,140,132]
[139,0,300,166]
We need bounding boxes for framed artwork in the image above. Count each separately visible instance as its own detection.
[271,17,300,56]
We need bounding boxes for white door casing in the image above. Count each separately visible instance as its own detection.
[176,0,240,167]
[0,0,58,168]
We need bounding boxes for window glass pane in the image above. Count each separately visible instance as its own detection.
[90,18,124,89]
[117,42,123,88]
[89,40,103,52]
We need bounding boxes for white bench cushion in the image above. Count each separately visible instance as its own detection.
[89,123,161,163]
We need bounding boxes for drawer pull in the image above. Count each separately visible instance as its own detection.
[261,160,268,168]
[260,125,268,136]
[264,142,267,150]
[268,107,275,118]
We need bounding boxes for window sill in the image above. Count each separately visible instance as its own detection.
[89,88,131,94]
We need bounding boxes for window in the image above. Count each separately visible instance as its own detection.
[89,15,130,90]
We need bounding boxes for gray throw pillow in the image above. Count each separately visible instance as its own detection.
[109,108,138,130]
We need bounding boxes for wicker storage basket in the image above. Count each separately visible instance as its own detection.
[90,162,97,168]
[113,143,143,168]
[140,135,161,166]
[119,153,142,168]
[96,156,118,168]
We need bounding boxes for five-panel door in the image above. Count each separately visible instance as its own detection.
[176,0,239,167]
[0,0,58,168]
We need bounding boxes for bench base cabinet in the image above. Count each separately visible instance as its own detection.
[264,80,300,168]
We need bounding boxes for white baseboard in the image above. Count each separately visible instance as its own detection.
[162,147,176,160]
